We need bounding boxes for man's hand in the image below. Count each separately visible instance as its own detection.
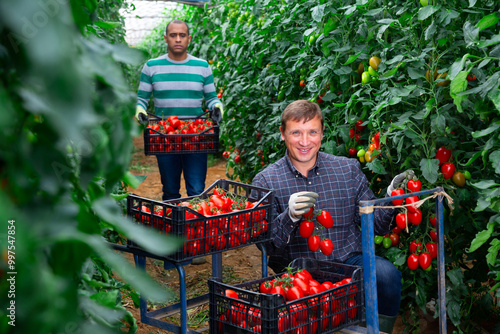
[288,191,319,222]
[211,103,224,124]
[387,170,415,195]
[135,106,148,125]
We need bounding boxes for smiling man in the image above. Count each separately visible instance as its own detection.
[252,100,406,333]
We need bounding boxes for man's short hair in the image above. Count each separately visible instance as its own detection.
[165,20,190,35]
[281,100,324,132]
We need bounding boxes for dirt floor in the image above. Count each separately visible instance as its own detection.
[121,136,455,334]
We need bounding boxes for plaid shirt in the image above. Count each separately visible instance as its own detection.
[252,151,395,263]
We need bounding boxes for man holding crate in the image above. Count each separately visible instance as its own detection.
[252,100,407,333]
[135,19,223,201]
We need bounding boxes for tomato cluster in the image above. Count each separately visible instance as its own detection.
[135,187,268,257]
[435,146,469,187]
[145,116,217,153]
[347,125,383,164]
[218,268,359,332]
[407,240,436,271]
[300,208,334,256]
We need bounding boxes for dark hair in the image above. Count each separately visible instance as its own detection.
[281,100,324,132]
[165,20,190,35]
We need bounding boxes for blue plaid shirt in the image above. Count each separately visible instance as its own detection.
[252,151,395,263]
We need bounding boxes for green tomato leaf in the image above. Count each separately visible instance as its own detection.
[471,121,500,138]
[420,158,439,184]
[471,180,500,190]
[418,5,440,21]
[450,71,468,112]
[476,13,500,31]
[424,19,437,40]
[463,21,479,47]
[366,158,387,174]
[486,239,500,267]
[468,223,494,252]
[344,54,360,65]
[311,4,327,22]
[490,150,500,174]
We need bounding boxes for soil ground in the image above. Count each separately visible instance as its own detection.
[121,136,456,334]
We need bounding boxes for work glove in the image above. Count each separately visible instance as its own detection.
[211,103,224,124]
[288,191,319,223]
[135,106,148,125]
[387,170,415,195]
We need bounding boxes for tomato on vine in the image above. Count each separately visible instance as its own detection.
[316,210,333,228]
[308,235,320,252]
[299,220,315,238]
[407,254,419,270]
[319,238,333,255]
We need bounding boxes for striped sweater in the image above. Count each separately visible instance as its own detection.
[136,54,221,117]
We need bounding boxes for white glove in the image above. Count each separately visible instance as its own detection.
[135,106,148,124]
[211,103,224,124]
[288,191,319,222]
[387,170,415,195]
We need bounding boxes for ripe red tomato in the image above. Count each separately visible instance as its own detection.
[316,210,333,228]
[409,240,422,254]
[270,286,286,300]
[396,213,407,229]
[407,179,422,193]
[408,208,423,225]
[355,120,365,132]
[419,252,432,270]
[435,146,451,165]
[294,270,312,284]
[441,162,455,179]
[429,215,437,227]
[467,74,477,81]
[405,196,419,213]
[348,148,357,156]
[391,188,405,205]
[234,155,241,163]
[349,128,355,139]
[430,229,437,242]
[225,289,239,299]
[392,226,402,234]
[426,242,438,259]
[407,254,419,270]
[293,278,310,296]
[300,80,306,87]
[286,286,304,301]
[389,233,399,246]
[302,207,314,220]
[319,238,334,255]
[299,221,315,238]
[308,235,320,252]
[355,134,362,143]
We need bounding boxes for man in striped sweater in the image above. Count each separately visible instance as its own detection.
[135,19,223,202]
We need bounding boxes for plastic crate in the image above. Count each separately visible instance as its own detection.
[143,115,219,155]
[208,258,364,334]
[126,179,274,263]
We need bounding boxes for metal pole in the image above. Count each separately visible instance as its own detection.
[436,188,447,334]
[360,203,379,334]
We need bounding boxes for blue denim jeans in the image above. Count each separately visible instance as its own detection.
[344,254,402,317]
[156,153,207,200]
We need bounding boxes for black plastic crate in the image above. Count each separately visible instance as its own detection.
[126,179,274,263]
[143,115,219,155]
[208,258,364,334]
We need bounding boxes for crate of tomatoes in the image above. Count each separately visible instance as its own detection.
[143,114,219,155]
[126,179,273,263]
[208,258,363,334]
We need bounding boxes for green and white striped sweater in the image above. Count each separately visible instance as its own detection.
[136,54,220,117]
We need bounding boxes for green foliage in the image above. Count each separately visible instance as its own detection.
[136,0,500,330]
[0,0,182,333]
